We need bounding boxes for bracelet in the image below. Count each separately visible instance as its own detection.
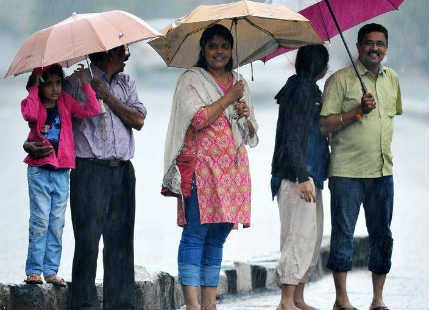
[338,113,345,127]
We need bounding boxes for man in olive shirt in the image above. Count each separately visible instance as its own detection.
[320,23,402,310]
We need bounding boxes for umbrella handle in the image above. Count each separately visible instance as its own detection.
[324,0,367,94]
[233,18,240,81]
[86,56,94,79]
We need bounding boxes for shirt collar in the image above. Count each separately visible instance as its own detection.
[356,59,385,76]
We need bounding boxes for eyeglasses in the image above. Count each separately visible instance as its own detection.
[361,40,387,48]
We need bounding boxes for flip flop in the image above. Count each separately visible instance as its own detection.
[24,274,43,285]
[45,275,66,287]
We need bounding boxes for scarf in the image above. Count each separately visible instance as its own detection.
[162,67,258,195]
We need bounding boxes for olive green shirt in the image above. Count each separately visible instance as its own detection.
[321,60,402,178]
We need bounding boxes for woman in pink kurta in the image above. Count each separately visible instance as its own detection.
[176,78,252,227]
[162,25,258,310]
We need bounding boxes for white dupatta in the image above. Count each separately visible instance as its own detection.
[162,67,258,195]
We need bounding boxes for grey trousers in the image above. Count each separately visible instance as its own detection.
[276,179,323,285]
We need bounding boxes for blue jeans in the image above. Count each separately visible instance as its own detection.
[178,181,233,287]
[26,166,69,277]
[327,176,394,274]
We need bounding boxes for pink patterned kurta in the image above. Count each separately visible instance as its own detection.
[177,81,252,228]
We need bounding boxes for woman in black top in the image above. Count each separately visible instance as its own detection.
[271,44,329,310]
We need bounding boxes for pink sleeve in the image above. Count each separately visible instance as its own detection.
[190,107,210,131]
[21,86,42,122]
[69,83,101,119]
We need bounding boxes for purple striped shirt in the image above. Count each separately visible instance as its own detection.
[64,65,147,160]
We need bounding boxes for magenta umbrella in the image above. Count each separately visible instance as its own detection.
[263,0,405,92]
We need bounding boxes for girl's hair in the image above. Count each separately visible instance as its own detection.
[38,64,64,99]
[40,64,65,85]
[295,44,329,80]
[196,24,234,72]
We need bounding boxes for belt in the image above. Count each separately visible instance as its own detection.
[77,157,128,167]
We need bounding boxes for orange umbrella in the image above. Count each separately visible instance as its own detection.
[5,10,161,78]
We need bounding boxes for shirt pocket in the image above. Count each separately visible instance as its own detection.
[380,88,398,117]
[342,82,362,113]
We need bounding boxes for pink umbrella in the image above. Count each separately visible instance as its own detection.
[262,0,405,92]
[5,10,161,78]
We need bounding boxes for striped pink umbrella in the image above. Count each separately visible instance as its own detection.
[262,0,405,92]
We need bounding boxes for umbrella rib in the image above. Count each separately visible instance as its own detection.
[385,0,400,9]
[85,17,112,51]
[239,40,278,66]
[317,2,331,41]
[242,17,275,39]
[168,20,221,65]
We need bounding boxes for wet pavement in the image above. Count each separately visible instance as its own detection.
[217,269,426,310]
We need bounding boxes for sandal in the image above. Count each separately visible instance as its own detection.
[24,274,43,285]
[45,275,66,287]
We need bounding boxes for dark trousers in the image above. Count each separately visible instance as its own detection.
[327,176,394,274]
[70,158,136,310]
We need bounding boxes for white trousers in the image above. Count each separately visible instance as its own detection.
[276,179,324,285]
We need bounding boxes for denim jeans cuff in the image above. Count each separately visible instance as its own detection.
[200,265,221,287]
[25,269,42,276]
[368,264,391,274]
[326,259,352,272]
[178,263,201,286]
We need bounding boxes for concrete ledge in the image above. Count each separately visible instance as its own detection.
[0,236,369,310]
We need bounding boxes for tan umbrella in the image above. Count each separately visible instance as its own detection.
[5,10,162,78]
[149,0,322,69]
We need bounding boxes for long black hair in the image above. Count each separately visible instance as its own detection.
[196,24,234,72]
[295,44,329,81]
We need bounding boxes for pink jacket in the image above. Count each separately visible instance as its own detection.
[22,84,101,169]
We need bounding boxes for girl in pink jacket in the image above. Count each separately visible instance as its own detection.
[21,63,101,286]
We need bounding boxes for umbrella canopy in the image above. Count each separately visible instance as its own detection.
[5,10,162,78]
[148,0,322,69]
[263,0,405,61]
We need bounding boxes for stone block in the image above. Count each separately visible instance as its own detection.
[223,267,237,294]
[216,271,228,297]
[234,262,252,294]
[251,265,266,289]
[0,284,10,310]
[172,277,184,309]
[135,271,176,310]
[264,264,279,290]
[9,283,69,310]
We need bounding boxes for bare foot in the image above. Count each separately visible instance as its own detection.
[369,301,387,310]
[295,300,319,310]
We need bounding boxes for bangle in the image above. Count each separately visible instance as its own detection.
[338,113,345,127]
[355,113,362,121]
